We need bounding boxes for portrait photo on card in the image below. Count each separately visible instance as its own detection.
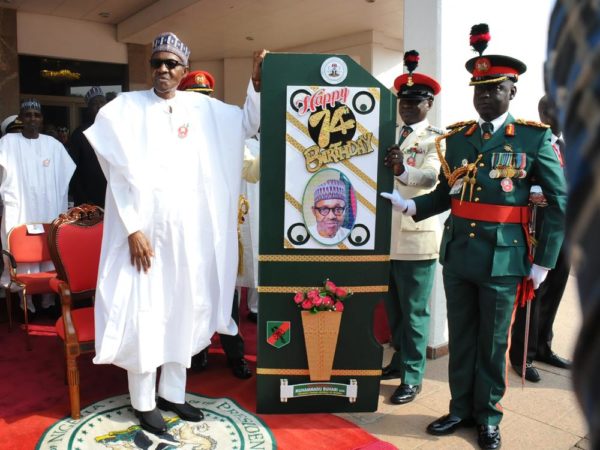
[302,168,357,246]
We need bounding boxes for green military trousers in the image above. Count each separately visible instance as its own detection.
[443,266,520,426]
[385,259,437,385]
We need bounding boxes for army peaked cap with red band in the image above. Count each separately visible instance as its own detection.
[465,23,526,85]
[394,50,441,99]
[465,55,527,85]
[394,73,441,99]
[178,70,215,94]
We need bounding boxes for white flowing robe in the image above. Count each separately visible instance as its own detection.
[0,133,75,283]
[84,83,260,374]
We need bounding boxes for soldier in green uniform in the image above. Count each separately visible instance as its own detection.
[381,51,445,406]
[382,24,567,449]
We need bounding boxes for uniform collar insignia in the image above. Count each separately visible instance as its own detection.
[505,123,515,137]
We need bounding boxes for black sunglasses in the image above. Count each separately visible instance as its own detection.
[149,58,185,70]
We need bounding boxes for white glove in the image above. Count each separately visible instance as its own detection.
[529,264,550,290]
[380,189,408,211]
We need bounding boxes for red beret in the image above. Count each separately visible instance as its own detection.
[393,72,441,98]
[178,70,215,93]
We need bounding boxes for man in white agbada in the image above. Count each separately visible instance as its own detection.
[84,32,265,435]
[0,98,75,312]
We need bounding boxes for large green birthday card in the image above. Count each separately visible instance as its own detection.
[256,53,396,413]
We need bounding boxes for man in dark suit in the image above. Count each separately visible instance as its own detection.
[510,95,571,383]
[68,87,107,207]
[382,25,567,449]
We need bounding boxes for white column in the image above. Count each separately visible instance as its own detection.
[404,0,448,356]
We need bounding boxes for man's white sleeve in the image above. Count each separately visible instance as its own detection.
[242,80,261,139]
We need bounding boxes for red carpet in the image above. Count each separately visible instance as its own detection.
[0,293,394,449]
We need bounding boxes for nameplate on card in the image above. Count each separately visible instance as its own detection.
[26,224,45,235]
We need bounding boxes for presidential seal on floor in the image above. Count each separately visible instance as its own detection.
[36,393,275,449]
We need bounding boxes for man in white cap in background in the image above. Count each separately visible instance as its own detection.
[84,31,266,435]
[68,86,107,207]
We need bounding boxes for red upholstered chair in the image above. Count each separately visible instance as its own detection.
[2,223,57,350]
[48,204,103,420]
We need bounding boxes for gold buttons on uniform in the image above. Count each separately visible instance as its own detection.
[469,232,475,238]
[513,239,518,244]
[479,163,485,167]
[470,222,476,228]
[474,198,480,202]
[476,186,482,191]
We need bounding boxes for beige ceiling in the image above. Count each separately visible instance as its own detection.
[1,0,158,23]
[3,0,403,59]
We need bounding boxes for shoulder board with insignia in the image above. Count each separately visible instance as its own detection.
[446,120,476,129]
[515,119,551,128]
[464,123,478,136]
[426,125,445,134]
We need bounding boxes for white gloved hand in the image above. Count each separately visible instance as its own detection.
[380,189,408,211]
[529,264,550,290]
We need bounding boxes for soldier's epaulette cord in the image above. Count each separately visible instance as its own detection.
[515,119,550,128]
[446,120,476,129]
[435,125,467,186]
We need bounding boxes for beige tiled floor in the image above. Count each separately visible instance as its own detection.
[338,273,588,449]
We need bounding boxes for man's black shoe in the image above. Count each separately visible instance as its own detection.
[426,414,475,435]
[247,311,258,323]
[511,362,541,382]
[381,364,402,380]
[134,407,167,435]
[228,357,252,379]
[390,384,421,404]
[477,424,501,449]
[191,349,209,371]
[536,350,571,369]
[156,397,204,422]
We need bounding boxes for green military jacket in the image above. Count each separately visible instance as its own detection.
[413,114,567,278]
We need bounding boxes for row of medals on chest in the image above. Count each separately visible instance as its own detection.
[460,148,526,195]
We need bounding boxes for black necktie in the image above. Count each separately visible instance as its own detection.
[398,126,413,146]
[481,122,494,140]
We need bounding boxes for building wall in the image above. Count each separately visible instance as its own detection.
[223,58,254,106]
[17,12,127,63]
[127,43,152,92]
[0,8,19,121]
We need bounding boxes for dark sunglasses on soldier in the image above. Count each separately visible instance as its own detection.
[149,58,185,70]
